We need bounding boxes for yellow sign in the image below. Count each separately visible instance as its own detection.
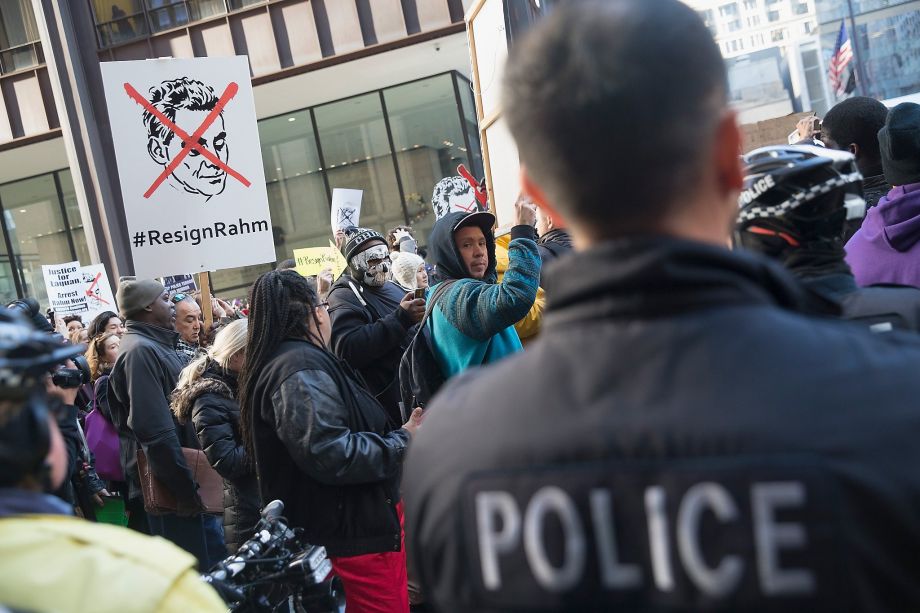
[294,244,347,279]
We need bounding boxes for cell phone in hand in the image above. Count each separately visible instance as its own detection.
[414,287,426,300]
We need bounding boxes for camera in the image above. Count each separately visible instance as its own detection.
[51,354,91,389]
[6,298,54,332]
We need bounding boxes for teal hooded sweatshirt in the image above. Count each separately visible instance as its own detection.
[426,211,541,379]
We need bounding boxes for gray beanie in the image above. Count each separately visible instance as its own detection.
[116,276,165,318]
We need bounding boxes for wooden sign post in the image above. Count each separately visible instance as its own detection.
[198,271,213,334]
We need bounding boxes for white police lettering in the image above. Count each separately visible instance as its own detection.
[677,483,744,597]
[476,492,521,590]
[645,486,675,591]
[752,482,815,595]
[739,174,776,205]
[590,489,643,589]
[474,480,813,597]
[523,487,587,592]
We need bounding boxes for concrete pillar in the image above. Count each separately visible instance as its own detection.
[30,0,134,284]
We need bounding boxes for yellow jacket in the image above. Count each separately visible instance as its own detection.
[495,234,545,342]
[0,515,227,613]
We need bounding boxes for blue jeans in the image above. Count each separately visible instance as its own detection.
[147,512,227,570]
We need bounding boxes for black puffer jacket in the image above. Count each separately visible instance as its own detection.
[172,362,259,553]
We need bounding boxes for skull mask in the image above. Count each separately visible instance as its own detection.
[351,244,391,287]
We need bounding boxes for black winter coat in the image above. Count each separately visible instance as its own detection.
[248,339,410,557]
[172,362,259,553]
[405,237,920,613]
[327,276,415,427]
[109,321,201,507]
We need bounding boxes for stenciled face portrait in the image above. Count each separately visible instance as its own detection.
[149,109,228,199]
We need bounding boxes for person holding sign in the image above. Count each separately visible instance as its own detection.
[327,228,425,426]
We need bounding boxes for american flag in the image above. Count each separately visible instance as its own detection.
[829,21,854,96]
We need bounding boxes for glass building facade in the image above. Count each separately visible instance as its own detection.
[210,71,483,296]
[815,0,920,100]
[0,169,91,307]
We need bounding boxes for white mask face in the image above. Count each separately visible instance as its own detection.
[352,244,391,287]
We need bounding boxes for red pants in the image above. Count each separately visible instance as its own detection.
[330,504,409,613]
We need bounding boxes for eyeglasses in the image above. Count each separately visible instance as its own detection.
[171,293,188,304]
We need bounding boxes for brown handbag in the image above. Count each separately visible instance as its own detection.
[136,447,224,515]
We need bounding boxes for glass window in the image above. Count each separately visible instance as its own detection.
[384,75,473,245]
[58,170,92,267]
[719,3,739,17]
[0,0,42,73]
[457,76,484,186]
[92,0,148,46]
[1,174,73,305]
[314,93,405,244]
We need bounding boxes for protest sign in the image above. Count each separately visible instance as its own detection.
[43,261,117,322]
[162,274,198,297]
[101,56,276,278]
[294,244,347,279]
[331,188,363,232]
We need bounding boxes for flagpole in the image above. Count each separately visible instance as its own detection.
[845,0,869,97]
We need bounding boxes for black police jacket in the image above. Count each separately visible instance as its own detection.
[802,272,920,333]
[248,339,410,557]
[404,236,920,613]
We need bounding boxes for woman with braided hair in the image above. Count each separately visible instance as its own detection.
[239,269,423,613]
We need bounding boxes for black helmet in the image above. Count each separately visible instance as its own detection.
[0,308,85,488]
[735,145,865,255]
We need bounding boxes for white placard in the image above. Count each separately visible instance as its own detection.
[101,56,276,279]
[331,188,363,232]
[43,261,117,322]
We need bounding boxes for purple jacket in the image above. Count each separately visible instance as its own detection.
[846,182,920,287]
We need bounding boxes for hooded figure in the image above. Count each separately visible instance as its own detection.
[426,211,540,379]
[327,227,422,426]
[846,103,920,287]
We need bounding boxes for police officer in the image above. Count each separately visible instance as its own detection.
[403,1,920,611]
[735,144,920,332]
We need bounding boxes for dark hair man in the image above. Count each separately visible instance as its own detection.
[327,227,426,426]
[403,2,920,611]
[735,144,920,331]
[108,277,225,568]
[144,77,228,200]
[0,309,226,612]
[820,97,890,239]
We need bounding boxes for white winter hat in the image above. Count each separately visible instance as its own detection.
[391,253,425,290]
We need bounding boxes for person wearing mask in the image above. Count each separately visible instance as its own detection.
[425,202,540,379]
[404,2,920,611]
[846,103,920,288]
[735,144,920,330]
[391,252,429,292]
[0,309,227,613]
[172,319,256,554]
[239,269,423,613]
[88,311,126,339]
[327,227,425,426]
[172,293,204,363]
[108,277,224,567]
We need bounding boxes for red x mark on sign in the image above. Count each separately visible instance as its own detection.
[124,81,251,198]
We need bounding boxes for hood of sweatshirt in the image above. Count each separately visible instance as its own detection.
[428,211,498,283]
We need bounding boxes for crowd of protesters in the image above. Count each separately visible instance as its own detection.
[5,0,920,611]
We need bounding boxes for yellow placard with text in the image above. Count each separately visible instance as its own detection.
[294,244,347,279]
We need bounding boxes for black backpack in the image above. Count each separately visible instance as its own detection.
[398,280,456,418]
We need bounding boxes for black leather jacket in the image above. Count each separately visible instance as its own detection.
[405,237,920,613]
[249,339,410,557]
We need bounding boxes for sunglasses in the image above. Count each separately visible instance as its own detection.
[171,293,189,304]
